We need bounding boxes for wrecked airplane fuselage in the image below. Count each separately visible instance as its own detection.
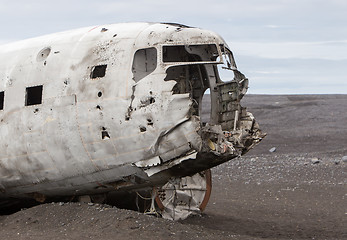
[0,23,264,219]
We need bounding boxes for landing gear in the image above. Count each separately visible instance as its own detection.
[154,169,212,220]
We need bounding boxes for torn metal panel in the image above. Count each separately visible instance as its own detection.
[133,156,161,168]
[144,153,197,177]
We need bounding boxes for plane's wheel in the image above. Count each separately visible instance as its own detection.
[155,169,212,220]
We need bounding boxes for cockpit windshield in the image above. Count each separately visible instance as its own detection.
[163,44,220,63]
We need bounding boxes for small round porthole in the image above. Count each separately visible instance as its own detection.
[37,47,51,62]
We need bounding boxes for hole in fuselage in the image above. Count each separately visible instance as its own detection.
[147,118,153,126]
[139,126,147,132]
[101,127,110,139]
[91,65,107,79]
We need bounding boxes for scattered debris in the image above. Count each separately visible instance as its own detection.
[311,158,320,164]
[269,147,277,153]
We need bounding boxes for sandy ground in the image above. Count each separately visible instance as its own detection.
[0,94,346,239]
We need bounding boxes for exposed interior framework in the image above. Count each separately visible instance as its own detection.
[162,43,246,130]
[146,43,264,220]
[164,64,209,116]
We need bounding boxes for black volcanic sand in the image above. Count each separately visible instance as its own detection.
[0,94,346,240]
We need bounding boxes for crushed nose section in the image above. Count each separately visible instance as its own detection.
[151,71,265,220]
[201,111,264,158]
[130,41,265,220]
[204,71,265,158]
[200,124,237,156]
[229,109,265,155]
[133,44,265,177]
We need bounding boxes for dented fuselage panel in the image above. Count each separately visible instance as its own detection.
[0,23,264,201]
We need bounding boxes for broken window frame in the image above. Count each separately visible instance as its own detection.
[212,45,242,84]
[161,43,241,91]
[90,64,107,79]
[219,44,237,70]
[161,43,239,84]
[162,43,245,128]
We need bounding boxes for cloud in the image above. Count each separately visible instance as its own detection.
[0,0,346,94]
[235,55,347,94]
[0,39,12,45]
[230,41,347,60]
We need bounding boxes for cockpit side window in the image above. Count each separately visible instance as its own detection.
[132,47,157,82]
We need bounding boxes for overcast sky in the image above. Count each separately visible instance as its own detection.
[0,0,346,94]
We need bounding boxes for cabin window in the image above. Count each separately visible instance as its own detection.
[163,44,219,63]
[91,65,107,79]
[132,47,157,82]
[0,91,4,110]
[26,85,43,106]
